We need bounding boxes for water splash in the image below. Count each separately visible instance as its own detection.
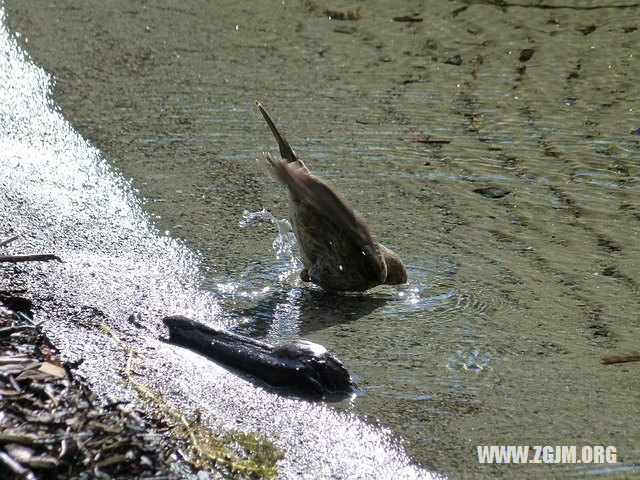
[240,208,299,282]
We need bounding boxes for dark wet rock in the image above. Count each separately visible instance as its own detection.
[0,294,33,319]
[444,54,462,66]
[163,316,358,399]
[472,186,512,199]
[631,127,640,135]
[519,48,535,62]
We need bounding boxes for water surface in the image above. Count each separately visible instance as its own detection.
[3,1,640,478]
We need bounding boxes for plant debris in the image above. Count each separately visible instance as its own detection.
[0,240,284,479]
[0,301,187,479]
[0,236,61,264]
[0,296,283,479]
[0,292,284,480]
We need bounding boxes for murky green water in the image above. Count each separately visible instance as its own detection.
[5,0,639,478]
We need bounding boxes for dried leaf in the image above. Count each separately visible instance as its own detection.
[38,362,67,379]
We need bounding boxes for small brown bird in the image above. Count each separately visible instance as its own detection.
[256,102,407,292]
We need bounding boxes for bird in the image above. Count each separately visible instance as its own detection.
[256,101,407,292]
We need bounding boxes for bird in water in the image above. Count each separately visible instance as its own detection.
[256,101,407,292]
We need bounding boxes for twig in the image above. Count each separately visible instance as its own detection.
[0,451,30,476]
[0,325,37,337]
[0,254,62,263]
[602,354,640,364]
[0,235,20,248]
[0,432,41,444]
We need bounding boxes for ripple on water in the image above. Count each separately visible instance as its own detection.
[235,210,510,323]
[213,215,511,346]
[448,349,493,372]
[214,209,505,407]
[384,265,509,320]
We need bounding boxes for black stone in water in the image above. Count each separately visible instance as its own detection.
[444,54,462,66]
[473,186,511,199]
[519,48,535,62]
[162,316,358,399]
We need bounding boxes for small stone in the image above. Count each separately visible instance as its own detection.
[519,48,535,62]
[472,186,511,199]
[444,54,462,66]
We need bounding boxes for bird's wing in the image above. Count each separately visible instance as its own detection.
[262,152,387,285]
[262,153,369,244]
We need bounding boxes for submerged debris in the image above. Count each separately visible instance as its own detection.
[323,7,361,21]
[519,48,535,62]
[392,14,423,22]
[601,354,640,364]
[579,25,597,36]
[443,54,463,66]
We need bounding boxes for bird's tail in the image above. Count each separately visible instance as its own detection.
[255,101,305,168]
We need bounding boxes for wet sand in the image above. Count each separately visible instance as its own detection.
[4,1,640,478]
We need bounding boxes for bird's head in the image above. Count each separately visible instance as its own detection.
[380,245,408,285]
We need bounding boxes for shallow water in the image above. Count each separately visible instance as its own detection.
[0,7,434,480]
[3,0,640,478]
